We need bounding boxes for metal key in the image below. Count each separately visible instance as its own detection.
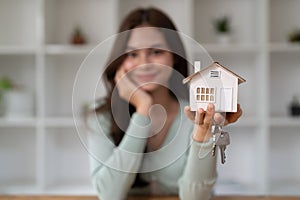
[212,124,222,156]
[212,131,221,156]
[216,131,230,164]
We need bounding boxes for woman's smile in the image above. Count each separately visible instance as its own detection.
[135,71,160,82]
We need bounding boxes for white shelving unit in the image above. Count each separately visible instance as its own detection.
[1,0,300,196]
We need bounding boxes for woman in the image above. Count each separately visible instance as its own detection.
[87,7,242,200]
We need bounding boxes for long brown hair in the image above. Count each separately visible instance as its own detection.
[96,7,188,146]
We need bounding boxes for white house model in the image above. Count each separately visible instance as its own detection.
[183,61,246,112]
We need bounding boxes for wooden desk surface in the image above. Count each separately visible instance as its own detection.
[0,196,300,200]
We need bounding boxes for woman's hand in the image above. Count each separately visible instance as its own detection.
[114,67,153,116]
[184,104,243,142]
[184,104,215,142]
[223,104,243,126]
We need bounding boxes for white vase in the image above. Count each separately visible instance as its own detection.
[3,90,34,118]
[216,33,231,44]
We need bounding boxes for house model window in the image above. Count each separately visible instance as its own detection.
[182,61,246,112]
[196,87,215,102]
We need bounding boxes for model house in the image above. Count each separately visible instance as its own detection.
[183,61,246,112]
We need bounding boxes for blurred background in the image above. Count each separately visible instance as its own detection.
[1,0,300,196]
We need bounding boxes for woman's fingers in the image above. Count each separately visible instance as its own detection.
[114,67,135,101]
[214,112,226,125]
[184,106,205,125]
[186,103,242,142]
[191,104,215,142]
[114,67,153,111]
[184,106,195,121]
[202,104,214,129]
[184,104,214,127]
[195,108,205,125]
[185,104,242,126]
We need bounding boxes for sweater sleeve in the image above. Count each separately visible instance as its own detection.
[178,137,217,200]
[87,112,151,200]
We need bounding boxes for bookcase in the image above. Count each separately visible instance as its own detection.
[1,0,300,196]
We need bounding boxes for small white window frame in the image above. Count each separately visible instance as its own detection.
[195,87,216,103]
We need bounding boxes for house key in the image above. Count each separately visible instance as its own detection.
[212,124,222,156]
[216,131,230,164]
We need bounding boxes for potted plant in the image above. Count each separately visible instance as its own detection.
[288,28,300,43]
[0,77,14,116]
[71,26,86,45]
[213,16,232,44]
[289,95,300,117]
[0,77,34,118]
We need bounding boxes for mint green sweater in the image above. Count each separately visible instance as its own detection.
[87,100,217,200]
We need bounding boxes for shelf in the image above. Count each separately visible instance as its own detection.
[0,117,78,128]
[270,116,300,127]
[0,117,37,127]
[44,117,75,127]
[45,44,96,55]
[0,46,36,55]
[202,43,260,54]
[227,116,258,128]
[269,43,300,53]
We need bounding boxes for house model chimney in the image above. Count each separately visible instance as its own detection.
[194,61,201,73]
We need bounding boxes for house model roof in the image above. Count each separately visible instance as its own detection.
[182,62,246,85]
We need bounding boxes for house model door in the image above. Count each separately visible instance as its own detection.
[219,88,233,111]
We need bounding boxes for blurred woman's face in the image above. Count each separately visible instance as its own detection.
[121,27,174,92]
